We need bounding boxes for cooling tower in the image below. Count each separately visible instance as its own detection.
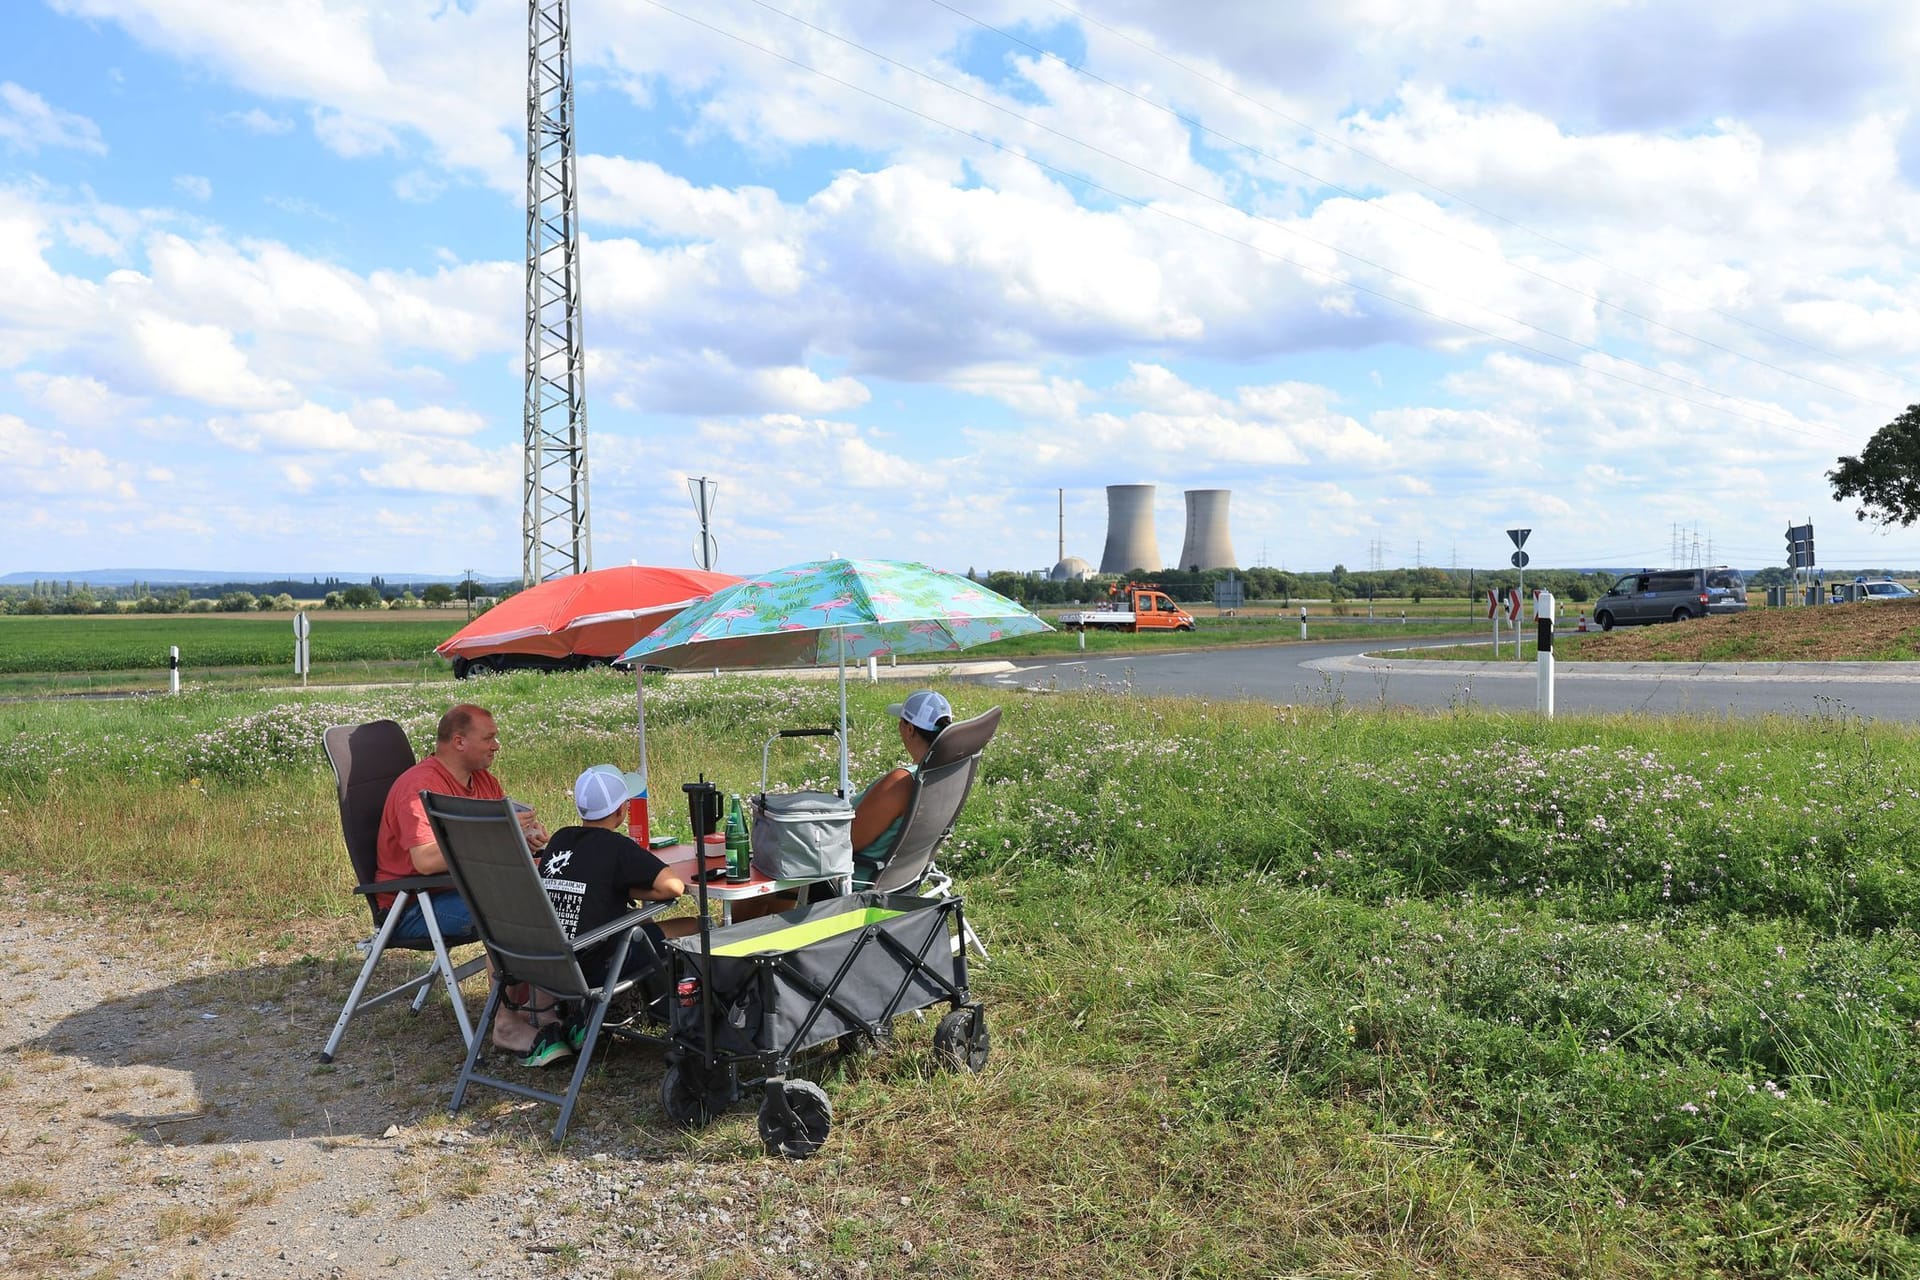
[1177,489,1237,571]
[1099,484,1162,574]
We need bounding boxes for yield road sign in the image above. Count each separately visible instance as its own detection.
[1511,550,1530,569]
[1507,528,1531,549]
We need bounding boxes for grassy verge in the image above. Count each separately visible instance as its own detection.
[5,676,1919,1275]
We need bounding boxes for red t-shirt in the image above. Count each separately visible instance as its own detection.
[374,755,505,909]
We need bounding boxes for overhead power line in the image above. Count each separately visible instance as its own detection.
[713,0,1853,444]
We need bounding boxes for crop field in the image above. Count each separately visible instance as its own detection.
[4,674,1919,1276]
[0,614,459,674]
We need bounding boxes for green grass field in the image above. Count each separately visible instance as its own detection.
[0,614,459,674]
[4,675,1918,1276]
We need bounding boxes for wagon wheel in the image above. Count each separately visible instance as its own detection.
[932,1007,990,1073]
[659,1058,728,1129]
[758,1079,833,1159]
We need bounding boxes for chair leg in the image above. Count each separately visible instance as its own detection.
[551,932,633,1143]
[961,917,990,962]
[451,979,505,1117]
[418,897,477,1051]
[321,896,412,1063]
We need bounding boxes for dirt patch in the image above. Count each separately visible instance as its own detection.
[0,884,930,1280]
[1558,599,1920,662]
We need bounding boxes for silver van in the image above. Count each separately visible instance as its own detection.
[1593,567,1747,630]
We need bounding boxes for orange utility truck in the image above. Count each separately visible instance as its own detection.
[1058,582,1195,632]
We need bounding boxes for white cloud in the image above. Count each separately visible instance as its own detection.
[119,311,296,409]
[0,413,131,496]
[392,169,446,203]
[13,371,141,425]
[360,449,517,495]
[225,106,292,135]
[173,173,212,202]
[0,82,106,155]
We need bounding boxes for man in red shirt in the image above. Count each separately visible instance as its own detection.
[376,702,549,943]
[377,703,554,1053]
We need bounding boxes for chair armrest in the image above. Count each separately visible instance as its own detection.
[352,873,455,897]
[571,903,667,953]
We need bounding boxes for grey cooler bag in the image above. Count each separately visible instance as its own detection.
[750,790,854,880]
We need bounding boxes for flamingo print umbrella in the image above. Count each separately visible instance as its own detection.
[618,558,1049,792]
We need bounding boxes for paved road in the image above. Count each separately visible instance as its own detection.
[973,637,1920,720]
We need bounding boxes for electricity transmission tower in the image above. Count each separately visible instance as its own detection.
[522,0,592,584]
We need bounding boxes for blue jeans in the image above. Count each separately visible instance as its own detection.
[390,890,476,943]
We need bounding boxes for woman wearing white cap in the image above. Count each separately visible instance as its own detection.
[850,689,954,870]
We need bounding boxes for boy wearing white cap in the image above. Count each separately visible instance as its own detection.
[849,689,954,869]
[521,764,698,1067]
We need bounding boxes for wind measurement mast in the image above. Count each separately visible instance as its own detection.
[522,0,591,584]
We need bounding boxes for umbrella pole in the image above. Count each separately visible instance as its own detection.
[837,627,850,797]
[634,665,650,829]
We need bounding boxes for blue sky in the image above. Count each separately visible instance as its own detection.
[4,0,1920,579]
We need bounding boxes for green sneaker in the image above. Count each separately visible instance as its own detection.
[564,1018,589,1053]
[521,1023,575,1069]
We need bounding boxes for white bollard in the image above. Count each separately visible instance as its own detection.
[1299,604,1307,640]
[1536,591,1555,717]
[867,655,878,683]
[1077,628,1085,650]
[169,645,180,696]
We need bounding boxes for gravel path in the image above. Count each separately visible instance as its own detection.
[0,888,913,1279]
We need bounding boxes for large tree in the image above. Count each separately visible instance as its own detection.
[1829,405,1920,525]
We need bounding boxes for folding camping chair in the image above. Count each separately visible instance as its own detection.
[854,705,1001,959]
[423,791,672,1142]
[318,720,485,1063]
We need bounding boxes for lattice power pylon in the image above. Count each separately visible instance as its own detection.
[522,0,592,585]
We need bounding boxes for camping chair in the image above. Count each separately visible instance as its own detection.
[423,791,672,1142]
[319,720,486,1063]
[854,705,1002,959]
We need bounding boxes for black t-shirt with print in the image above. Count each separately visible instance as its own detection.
[536,825,670,977]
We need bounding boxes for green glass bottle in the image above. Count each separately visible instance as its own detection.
[725,794,749,880]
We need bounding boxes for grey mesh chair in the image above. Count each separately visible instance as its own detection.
[319,720,484,1062]
[423,792,671,1142]
[854,706,1001,958]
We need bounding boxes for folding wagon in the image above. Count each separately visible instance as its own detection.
[658,885,990,1157]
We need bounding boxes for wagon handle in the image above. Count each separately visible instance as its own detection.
[763,727,843,791]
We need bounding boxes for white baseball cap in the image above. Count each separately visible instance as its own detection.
[574,764,645,821]
[886,689,953,732]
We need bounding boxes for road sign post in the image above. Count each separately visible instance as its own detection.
[1536,591,1556,717]
[1507,529,1530,652]
[293,611,311,688]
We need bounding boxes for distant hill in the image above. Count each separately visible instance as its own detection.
[0,569,507,587]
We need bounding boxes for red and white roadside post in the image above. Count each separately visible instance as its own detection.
[1508,588,1522,661]
[1536,590,1556,717]
[1487,588,1500,656]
